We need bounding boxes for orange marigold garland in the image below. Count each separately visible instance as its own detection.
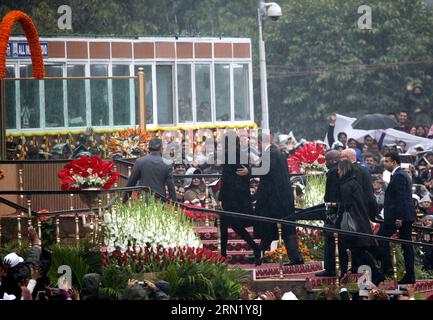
[0,11,45,79]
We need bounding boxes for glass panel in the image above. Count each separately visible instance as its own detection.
[5,67,16,129]
[215,64,231,122]
[134,66,153,125]
[177,64,193,123]
[45,65,64,127]
[112,65,131,126]
[19,65,39,128]
[67,65,86,127]
[195,64,211,122]
[90,65,109,126]
[233,64,250,121]
[156,65,173,124]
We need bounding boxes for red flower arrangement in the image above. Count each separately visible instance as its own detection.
[287,143,326,174]
[101,246,227,272]
[58,156,119,190]
[180,203,215,222]
[37,209,51,222]
[0,11,45,79]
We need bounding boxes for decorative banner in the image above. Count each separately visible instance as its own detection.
[7,41,48,59]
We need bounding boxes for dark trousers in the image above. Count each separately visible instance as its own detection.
[259,225,303,263]
[322,225,338,273]
[220,221,259,258]
[378,222,415,277]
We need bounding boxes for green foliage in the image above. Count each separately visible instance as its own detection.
[0,240,30,261]
[100,263,132,300]
[47,241,101,290]
[159,261,247,300]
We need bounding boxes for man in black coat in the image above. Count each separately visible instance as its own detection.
[340,148,379,273]
[379,152,416,284]
[341,149,378,220]
[254,133,303,264]
[315,150,340,277]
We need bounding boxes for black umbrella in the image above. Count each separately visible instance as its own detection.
[351,114,398,130]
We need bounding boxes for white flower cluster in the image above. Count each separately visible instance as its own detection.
[104,199,202,252]
[71,173,109,189]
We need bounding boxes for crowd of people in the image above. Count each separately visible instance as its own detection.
[0,227,169,301]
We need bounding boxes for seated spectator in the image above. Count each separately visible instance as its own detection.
[397,140,407,153]
[361,143,369,154]
[396,111,412,133]
[363,153,384,174]
[183,168,206,206]
[347,138,363,162]
[416,125,427,138]
[364,135,374,147]
[175,186,185,202]
[372,177,386,210]
[331,141,345,152]
[326,113,347,148]
[368,142,382,164]
[420,194,433,215]
[173,163,187,187]
[410,126,417,135]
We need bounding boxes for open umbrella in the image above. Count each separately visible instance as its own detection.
[351,114,398,130]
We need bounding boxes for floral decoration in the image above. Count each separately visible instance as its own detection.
[0,11,45,78]
[104,198,202,252]
[108,128,151,158]
[287,143,326,174]
[58,156,119,190]
[101,246,227,272]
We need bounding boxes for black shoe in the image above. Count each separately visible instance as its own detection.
[398,275,416,285]
[315,270,336,277]
[254,250,263,266]
[283,259,304,266]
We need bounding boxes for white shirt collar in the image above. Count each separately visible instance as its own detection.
[391,166,400,176]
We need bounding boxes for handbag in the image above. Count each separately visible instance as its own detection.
[340,209,357,232]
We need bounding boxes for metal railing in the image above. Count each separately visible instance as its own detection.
[0,185,433,289]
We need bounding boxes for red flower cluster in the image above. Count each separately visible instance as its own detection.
[37,209,51,222]
[180,204,215,222]
[287,143,326,173]
[101,246,227,272]
[0,11,45,79]
[58,156,119,190]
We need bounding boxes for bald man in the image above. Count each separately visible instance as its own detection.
[340,147,379,274]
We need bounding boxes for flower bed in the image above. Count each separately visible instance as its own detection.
[104,197,202,252]
[101,246,227,272]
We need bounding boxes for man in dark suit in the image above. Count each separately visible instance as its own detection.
[380,152,416,284]
[254,133,303,264]
[315,150,340,276]
[341,149,378,220]
[123,138,176,202]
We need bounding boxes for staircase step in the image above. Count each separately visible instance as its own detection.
[195,227,254,240]
[202,239,260,251]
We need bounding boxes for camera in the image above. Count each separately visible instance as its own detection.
[37,290,46,300]
[267,3,282,21]
[398,285,408,292]
[138,281,147,287]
